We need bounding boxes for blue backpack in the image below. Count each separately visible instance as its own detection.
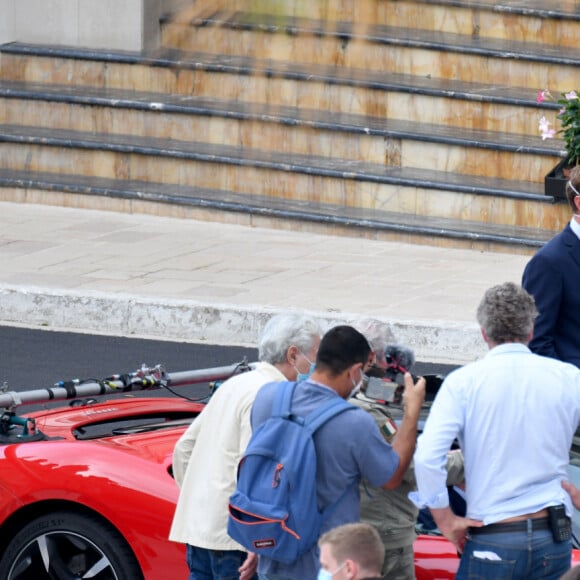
[227,381,354,564]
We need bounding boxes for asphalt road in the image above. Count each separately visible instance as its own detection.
[0,325,459,410]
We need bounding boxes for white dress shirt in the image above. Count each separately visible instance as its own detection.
[411,343,580,523]
[169,362,287,550]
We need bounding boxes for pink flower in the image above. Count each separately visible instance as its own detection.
[536,88,579,160]
[537,89,553,104]
[538,116,550,131]
[538,116,556,140]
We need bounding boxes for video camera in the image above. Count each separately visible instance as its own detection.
[364,344,444,404]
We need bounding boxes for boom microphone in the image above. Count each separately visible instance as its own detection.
[366,344,444,404]
[384,344,415,374]
[364,344,415,403]
[385,343,444,399]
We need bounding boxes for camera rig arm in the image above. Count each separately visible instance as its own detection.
[0,359,254,440]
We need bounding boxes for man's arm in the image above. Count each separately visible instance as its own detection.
[429,507,483,553]
[411,375,464,511]
[410,376,483,549]
[381,372,425,490]
[563,480,580,510]
[172,412,204,487]
[412,387,481,551]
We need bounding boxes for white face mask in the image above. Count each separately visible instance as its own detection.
[348,367,365,399]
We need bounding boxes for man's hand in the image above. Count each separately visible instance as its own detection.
[431,507,483,553]
[239,552,258,580]
[402,372,426,418]
[562,480,580,510]
[382,373,425,490]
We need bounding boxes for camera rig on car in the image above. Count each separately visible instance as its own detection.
[0,359,254,443]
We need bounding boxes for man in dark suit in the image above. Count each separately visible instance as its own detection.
[522,165,580,368]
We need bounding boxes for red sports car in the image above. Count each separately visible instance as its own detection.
[0,363,576,579]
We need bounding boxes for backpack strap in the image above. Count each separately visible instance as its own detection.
[272,382,354,429]
[309,400,359,521]
[279,388,357,520]
[305,397,354,434]
[271,381,298,420]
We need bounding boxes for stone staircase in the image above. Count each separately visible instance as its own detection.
[0,0,578,253]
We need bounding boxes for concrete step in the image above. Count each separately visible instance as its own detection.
[0,44,568,140]
[0,168,556,254]
[0,81,564,183]
[160,9,580,90]
[197,0,578,47]
[0,124,568,232]
[376,0,579,46]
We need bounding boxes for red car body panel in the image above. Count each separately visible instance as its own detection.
[413,531,580,579]
[0,398,196,578]
[414,535,460,579]
[0,396,575,579]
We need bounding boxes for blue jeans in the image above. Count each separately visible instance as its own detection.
[186,544,251,580]
[456,524,571,579]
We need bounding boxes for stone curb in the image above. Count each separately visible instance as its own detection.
[0,285,485,365]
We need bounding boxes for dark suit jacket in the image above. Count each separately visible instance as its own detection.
[522,224,580,368]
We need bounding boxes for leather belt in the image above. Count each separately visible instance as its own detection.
[469,517,550,535]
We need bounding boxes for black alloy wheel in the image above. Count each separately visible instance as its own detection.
[0,510,144,579]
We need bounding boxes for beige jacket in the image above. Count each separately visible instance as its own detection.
[169,362,287,550]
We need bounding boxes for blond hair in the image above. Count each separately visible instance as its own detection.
[318,522,384,574]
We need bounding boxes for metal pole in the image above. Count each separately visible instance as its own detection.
[0,361,256,409]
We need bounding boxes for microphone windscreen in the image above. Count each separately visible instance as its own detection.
[384,344,415,372]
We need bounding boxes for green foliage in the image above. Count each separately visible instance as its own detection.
[557,92,580,165]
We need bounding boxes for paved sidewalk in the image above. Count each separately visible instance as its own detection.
[0,202,534,364]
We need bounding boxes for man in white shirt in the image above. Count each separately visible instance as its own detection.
[411,282,580,579]
[170,313,322,580]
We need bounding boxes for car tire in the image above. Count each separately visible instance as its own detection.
[0,510,144,580]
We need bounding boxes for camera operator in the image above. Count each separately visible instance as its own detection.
[412,282,580,579]
[351,319,464,580]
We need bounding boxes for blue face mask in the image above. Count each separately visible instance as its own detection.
[317,562,345,580]
[295,351,315,382]
[296,360,315,382]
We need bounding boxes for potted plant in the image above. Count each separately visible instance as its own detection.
[538,89,579,199]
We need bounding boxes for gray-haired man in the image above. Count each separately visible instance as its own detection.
[412,282,580,579]
[170,313,323,580]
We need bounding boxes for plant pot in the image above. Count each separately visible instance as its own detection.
[545,158,574,200]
